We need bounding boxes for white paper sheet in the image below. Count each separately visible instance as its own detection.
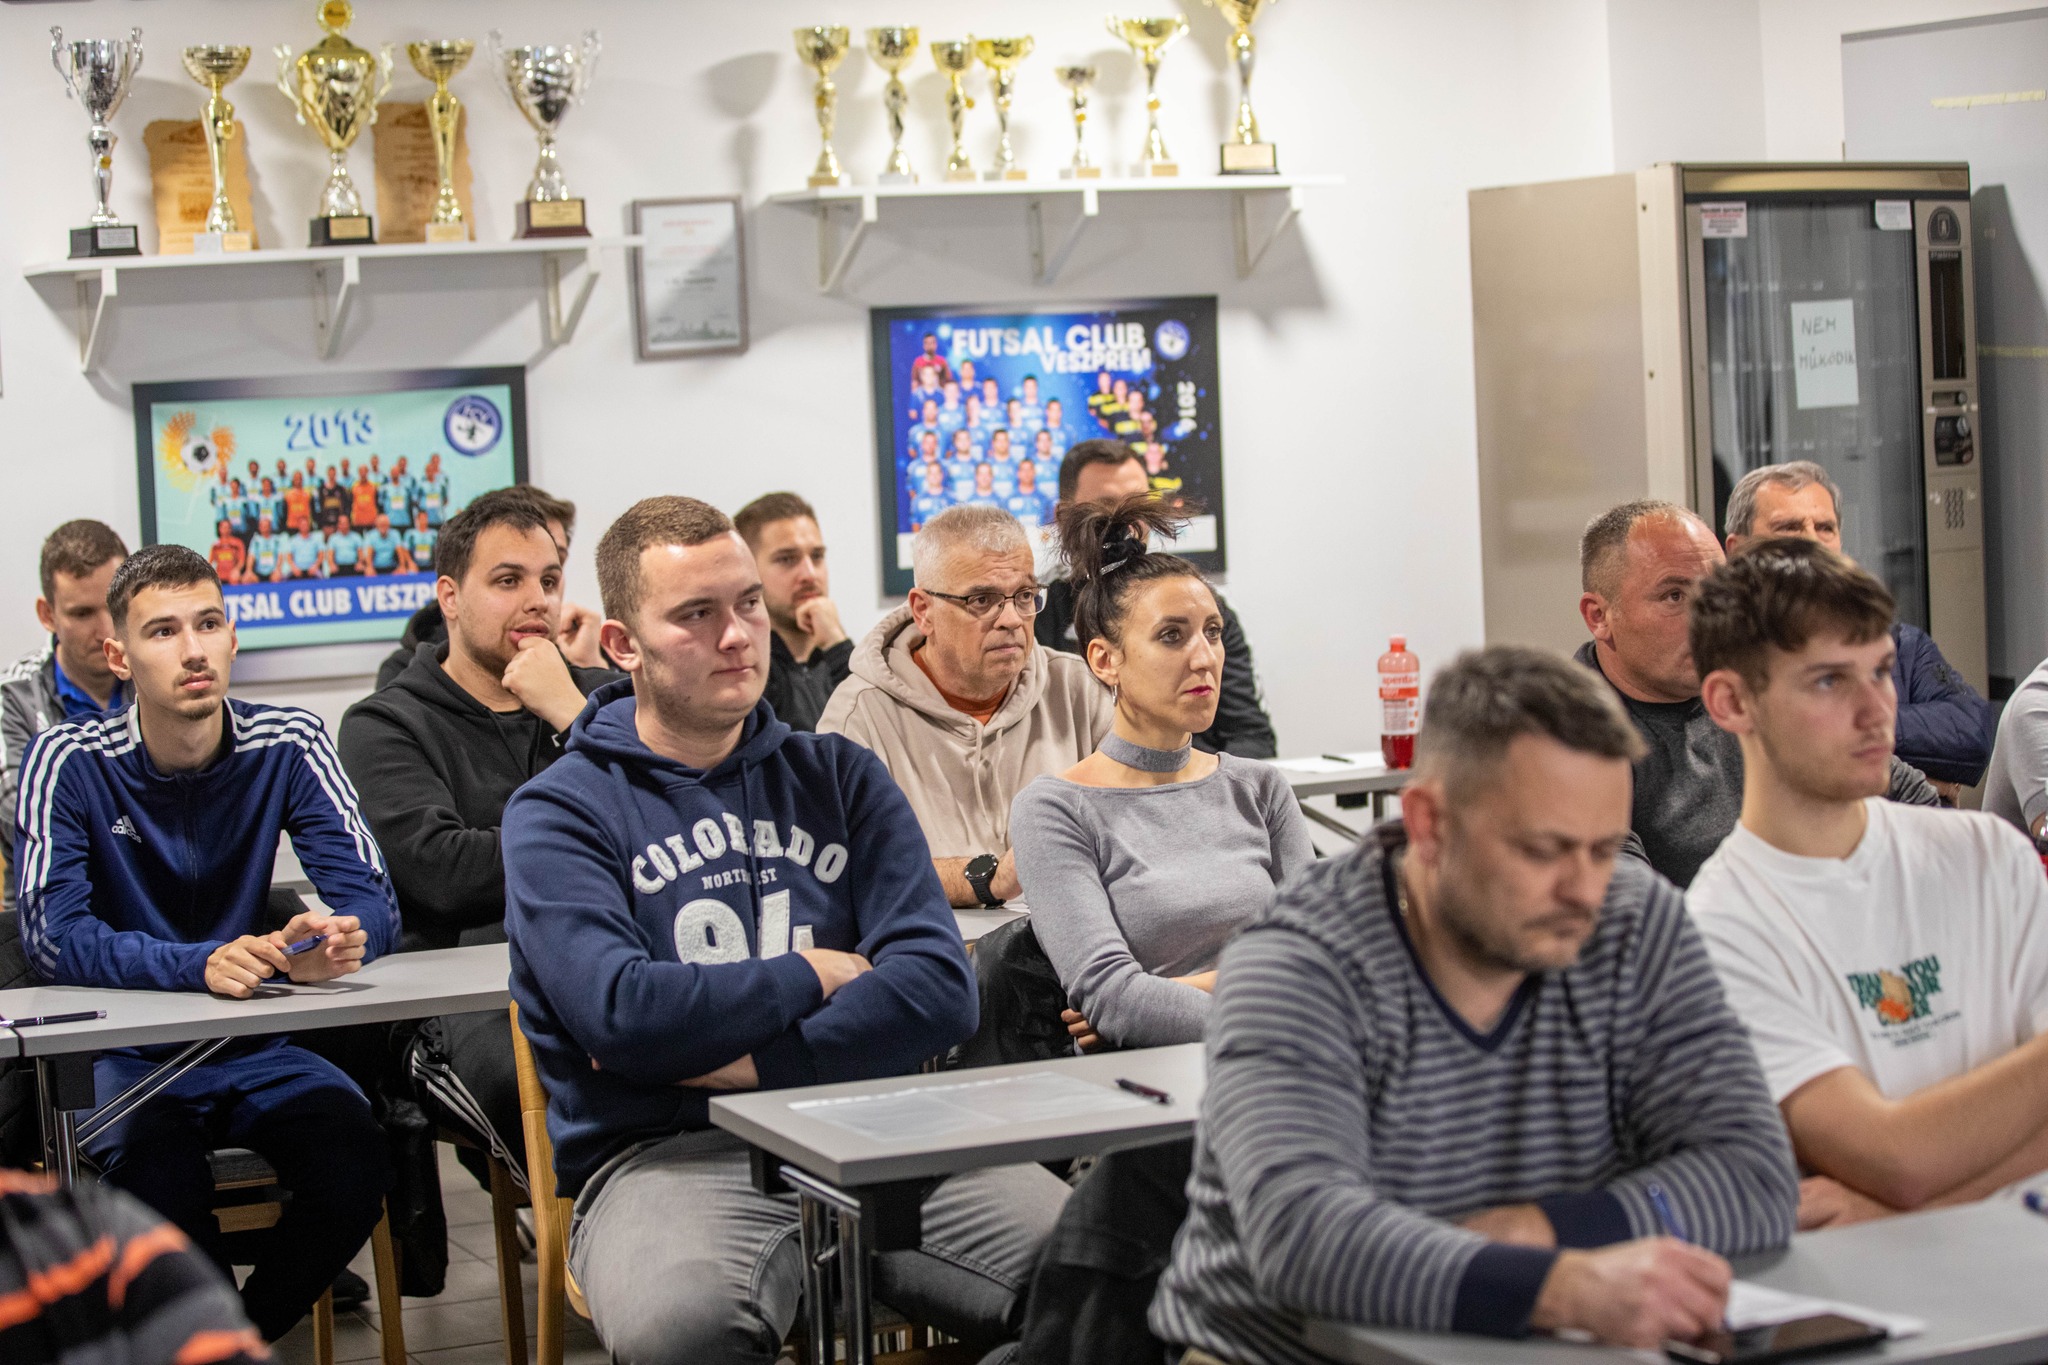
[1274,753,1386,774]
[1726,1280,1925,1339]
[790,1071,1152,1142]
[1790,299,1861,410]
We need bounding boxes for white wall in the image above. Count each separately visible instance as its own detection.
[1607,0,1766,168]
[0,0,1621,755]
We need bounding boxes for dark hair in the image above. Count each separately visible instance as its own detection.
[1056,438,1144,504]
[1689,536,1894,691]
[1055,493,1209,648]
[733,492,819,548]
[435,488,556,586]
[39,520,128,601]
[516,484,577,544]
[108,544,219,630]
[596,496,734,623]
[1579,498,1699,596]
[1415,646,1646,797]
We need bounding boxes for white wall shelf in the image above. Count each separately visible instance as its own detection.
[766,174,1342,292]
[22,236,635,371]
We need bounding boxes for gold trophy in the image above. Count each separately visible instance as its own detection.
[973,37,1034,181]
[181,45,253,252]
[794,27,851,188]
[277,0,393,246]
[930,40,977,182]
[1056,65,1101,179]
[1206,0,1277,173]
[866,27,919,184]
[406,40,473,242]
[1107,15,1188,177]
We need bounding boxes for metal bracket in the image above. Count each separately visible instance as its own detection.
[816,193,879,294]
[1234,183,1305,277]
[1028,187,1099,285]
[544,247,602,345]
[1299,803,1364,844]
[312,254,360,360]
[73,266,117,371]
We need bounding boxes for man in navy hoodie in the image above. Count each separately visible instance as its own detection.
[506,497,1067,1365]
[14,545,398,1341]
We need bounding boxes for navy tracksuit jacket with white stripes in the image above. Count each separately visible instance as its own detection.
[15,699,398,990]
[11,698,401,1340]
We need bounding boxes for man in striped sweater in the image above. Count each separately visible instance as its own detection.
[14,546,399,1341]
[1151,647,1798,1362]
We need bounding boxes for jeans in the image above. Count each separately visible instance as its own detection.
[569,1126,1070,1365]
[85,1039,391,1342]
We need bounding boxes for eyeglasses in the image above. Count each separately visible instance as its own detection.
[925,587,1047,619]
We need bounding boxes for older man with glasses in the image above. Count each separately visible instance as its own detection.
[820,506,1112,909]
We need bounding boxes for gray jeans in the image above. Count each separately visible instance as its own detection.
[570,1127,1070,1365]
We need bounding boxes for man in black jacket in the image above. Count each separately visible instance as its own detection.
[339,489,621,1183]
[1037,441,1277,757]
[734,491,853,732]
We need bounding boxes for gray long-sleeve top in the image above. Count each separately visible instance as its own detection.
[1149,825,1798,1360]
[1009,754,1314,1047]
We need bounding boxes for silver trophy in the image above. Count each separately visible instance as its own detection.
[51,26,144,257]
[488,30,599,238]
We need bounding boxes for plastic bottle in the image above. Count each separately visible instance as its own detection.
[1378,636,1420,770]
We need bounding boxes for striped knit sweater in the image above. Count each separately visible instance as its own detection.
[0,1170,266,1363]
[1149,825,1798,1362]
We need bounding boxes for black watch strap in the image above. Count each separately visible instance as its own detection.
[963,853,1005,908]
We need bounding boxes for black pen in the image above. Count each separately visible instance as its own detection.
[1321,754,1355,764]
[0,1010,107,1028]
[1116,1077,1171,1104]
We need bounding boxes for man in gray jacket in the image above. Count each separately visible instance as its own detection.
[819,506,1111,910]
[1,521,128,906]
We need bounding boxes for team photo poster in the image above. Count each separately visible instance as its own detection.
[133,368,528,652]
[869,297,1226,595]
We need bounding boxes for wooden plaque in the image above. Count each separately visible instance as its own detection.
[144,119,258,254]
[372,101,476,244]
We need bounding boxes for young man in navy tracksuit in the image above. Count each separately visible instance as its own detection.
[14,545,398,1341]
[506,497,1067,1365]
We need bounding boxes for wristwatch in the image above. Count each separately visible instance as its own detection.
[963,853,1006,908]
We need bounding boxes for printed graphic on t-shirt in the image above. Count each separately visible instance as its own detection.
[1846,954,1957,1046]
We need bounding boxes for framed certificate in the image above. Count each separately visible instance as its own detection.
[629,197,748,360]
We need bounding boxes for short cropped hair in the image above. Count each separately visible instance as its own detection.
[517,485,578,545]
[1689,536,1893,691]
[595,496,734,623]
[436,488,556,587]
[39,520,128,601]
[910,506,1029,589]
[1724,461,1841,539]
[1579,499,1700,596]
[1414,646,1646,800]
[108,544,219,630]
[1057,439,1144,504]
[733,492,818,549]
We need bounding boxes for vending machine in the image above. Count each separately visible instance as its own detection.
[1470,163,1986,690]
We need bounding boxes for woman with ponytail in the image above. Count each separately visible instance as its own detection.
[1010,495,1313,1049]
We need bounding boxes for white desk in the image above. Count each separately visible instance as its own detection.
[1271,751,1411,834]
[711,1044,1202,1365]
[1,944,511,1183]
[1307,1200,2048,1365]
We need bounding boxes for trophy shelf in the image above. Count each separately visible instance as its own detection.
[22,236,639,371]
[766,173,1342,292]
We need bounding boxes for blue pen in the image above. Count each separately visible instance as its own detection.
[2026,1190,2047,1218]
[282,933,326,957]
[1646,1182,1690,1242]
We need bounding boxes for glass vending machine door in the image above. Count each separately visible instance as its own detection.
[1700,201,1927,628]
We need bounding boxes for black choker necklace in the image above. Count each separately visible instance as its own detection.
[1100,731,1194,773]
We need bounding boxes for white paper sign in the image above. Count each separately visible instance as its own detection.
[1790,299,1860,409]
[1700,202,1749,238]
[1874,200,1913,231]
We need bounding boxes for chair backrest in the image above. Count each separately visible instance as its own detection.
[508,1001,587,1325]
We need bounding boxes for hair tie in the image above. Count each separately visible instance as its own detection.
[1098,532,1144,577]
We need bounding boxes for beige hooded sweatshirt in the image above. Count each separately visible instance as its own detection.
[817,604,1113,860]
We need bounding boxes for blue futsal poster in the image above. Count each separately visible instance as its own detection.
[133,368,527,651]
[869,297,1225,595]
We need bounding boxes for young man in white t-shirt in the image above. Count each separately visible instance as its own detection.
[1686,537,2048,1229]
